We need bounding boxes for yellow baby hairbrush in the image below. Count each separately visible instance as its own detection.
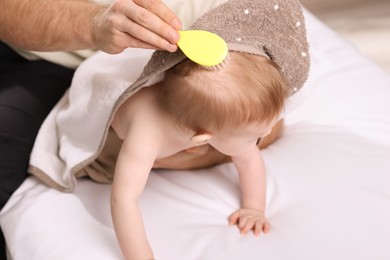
[177,30,228,68]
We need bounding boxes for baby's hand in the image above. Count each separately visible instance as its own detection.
[228,208,270,236]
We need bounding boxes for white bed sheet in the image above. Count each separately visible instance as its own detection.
[1,10,390,260]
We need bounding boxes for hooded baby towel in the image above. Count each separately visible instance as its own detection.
[29,0,310,192]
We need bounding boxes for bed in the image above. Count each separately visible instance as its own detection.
[1,7,390,260]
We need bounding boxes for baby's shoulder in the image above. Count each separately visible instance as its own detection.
[111,88,154,137]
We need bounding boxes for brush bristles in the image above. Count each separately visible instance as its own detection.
[200,54,230,71]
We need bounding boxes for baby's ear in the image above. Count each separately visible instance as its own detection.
[190,132,212,145]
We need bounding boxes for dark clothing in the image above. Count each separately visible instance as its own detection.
[0,41,74,258]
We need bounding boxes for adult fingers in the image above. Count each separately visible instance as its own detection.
[135,0,181,30]
[118,15,177,52]
[124,0,180,49]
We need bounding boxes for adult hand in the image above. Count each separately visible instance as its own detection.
[93,0,182,54]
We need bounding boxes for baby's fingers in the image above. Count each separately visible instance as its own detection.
[254,221,262,236]
[254,220,271,236]
[240,218,256,235]
[228,210,240,225]
[262,221,271,234]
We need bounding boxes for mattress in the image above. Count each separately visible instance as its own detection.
[1,8,390,260]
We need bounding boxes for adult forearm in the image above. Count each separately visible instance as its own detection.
[0,0,104,51]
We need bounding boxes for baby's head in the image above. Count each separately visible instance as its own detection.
[162,51,288,135]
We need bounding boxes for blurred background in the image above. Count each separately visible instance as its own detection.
[300,0,390,73]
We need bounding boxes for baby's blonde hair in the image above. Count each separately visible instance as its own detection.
[162,51,288,133]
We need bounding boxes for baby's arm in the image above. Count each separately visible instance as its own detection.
[111,132,158,260]
[230,145,270,236]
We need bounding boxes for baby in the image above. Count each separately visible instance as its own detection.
[22,0,309,259]
[110,51,288,259]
